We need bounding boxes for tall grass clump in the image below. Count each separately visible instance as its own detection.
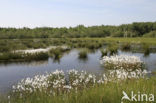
[78,50,88,59]
[49,47,70,61]
[106,43,118,55]
[121,42,131,51]
[86,42,102,50]
[100,49,108,57]
[142,43,150,56]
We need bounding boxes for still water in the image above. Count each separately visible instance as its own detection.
[0,49,156,93]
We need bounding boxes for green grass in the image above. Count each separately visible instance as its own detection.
[78,50,88,59]
[142,43,150,56]
[0,37,156,61]
[0,47,71,62]
[105,43,118,55]
[100,49,108,57]
[1,38,156,53]
[0,52,49,62]
[120,43,131,51]
[48,47,71,62]
[1,77,156,103]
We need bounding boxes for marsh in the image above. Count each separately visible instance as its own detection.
[0,48,156,93]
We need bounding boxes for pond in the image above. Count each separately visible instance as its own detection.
[0,49,156,93]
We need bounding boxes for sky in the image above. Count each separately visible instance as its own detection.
[0,0,156,28]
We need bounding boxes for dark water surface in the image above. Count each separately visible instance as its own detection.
[0,49,156,93]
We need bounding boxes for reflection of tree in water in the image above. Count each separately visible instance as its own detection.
[88,49,97,54]
[144,51,150,57]
[52,56,61,63]
[78,56,88,63]
[27,60,49,66]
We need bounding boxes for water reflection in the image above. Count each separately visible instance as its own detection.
[78,56,88,63]
[52,57,61,63]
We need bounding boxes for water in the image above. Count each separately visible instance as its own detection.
[0,49,156,93]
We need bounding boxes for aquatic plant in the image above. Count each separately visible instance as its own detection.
[100,55,145,70]
[121,43,131,51]
[78,50,88,59]
[106,44,118,55]
[100,49,108,57]
[86,42,102,50]
[0,52,49,62]
[49,47,70,59]
[142,43,150,56]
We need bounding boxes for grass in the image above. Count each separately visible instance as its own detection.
[0,37,156,62]
[100,49,108,57]
[106,43,118,55]
[1,77,156,103]
[142,43,150,56]
[0,47,71,62]
[0,52,49,62]
[49,47,71,62]
[1,38,156,53]
[78,50,88,59]
[120,43,131,51]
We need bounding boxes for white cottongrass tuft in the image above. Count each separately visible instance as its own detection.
[100,55,144,70]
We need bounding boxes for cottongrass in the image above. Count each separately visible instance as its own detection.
[97,69,149,84]
[12,55,149,97]
[12,69,149,96]
[100,55,144,70]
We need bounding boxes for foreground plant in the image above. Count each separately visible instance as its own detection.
[12,68,148,96]
[1,69,153,103]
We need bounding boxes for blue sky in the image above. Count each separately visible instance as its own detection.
[0,0,156,28]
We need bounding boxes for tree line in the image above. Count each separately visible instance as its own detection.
[0,22,156,39]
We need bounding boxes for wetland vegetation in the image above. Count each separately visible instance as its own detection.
[0,22,156,103]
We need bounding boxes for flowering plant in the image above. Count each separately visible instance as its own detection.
[100,55,145,70]
[12,69,149,96]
